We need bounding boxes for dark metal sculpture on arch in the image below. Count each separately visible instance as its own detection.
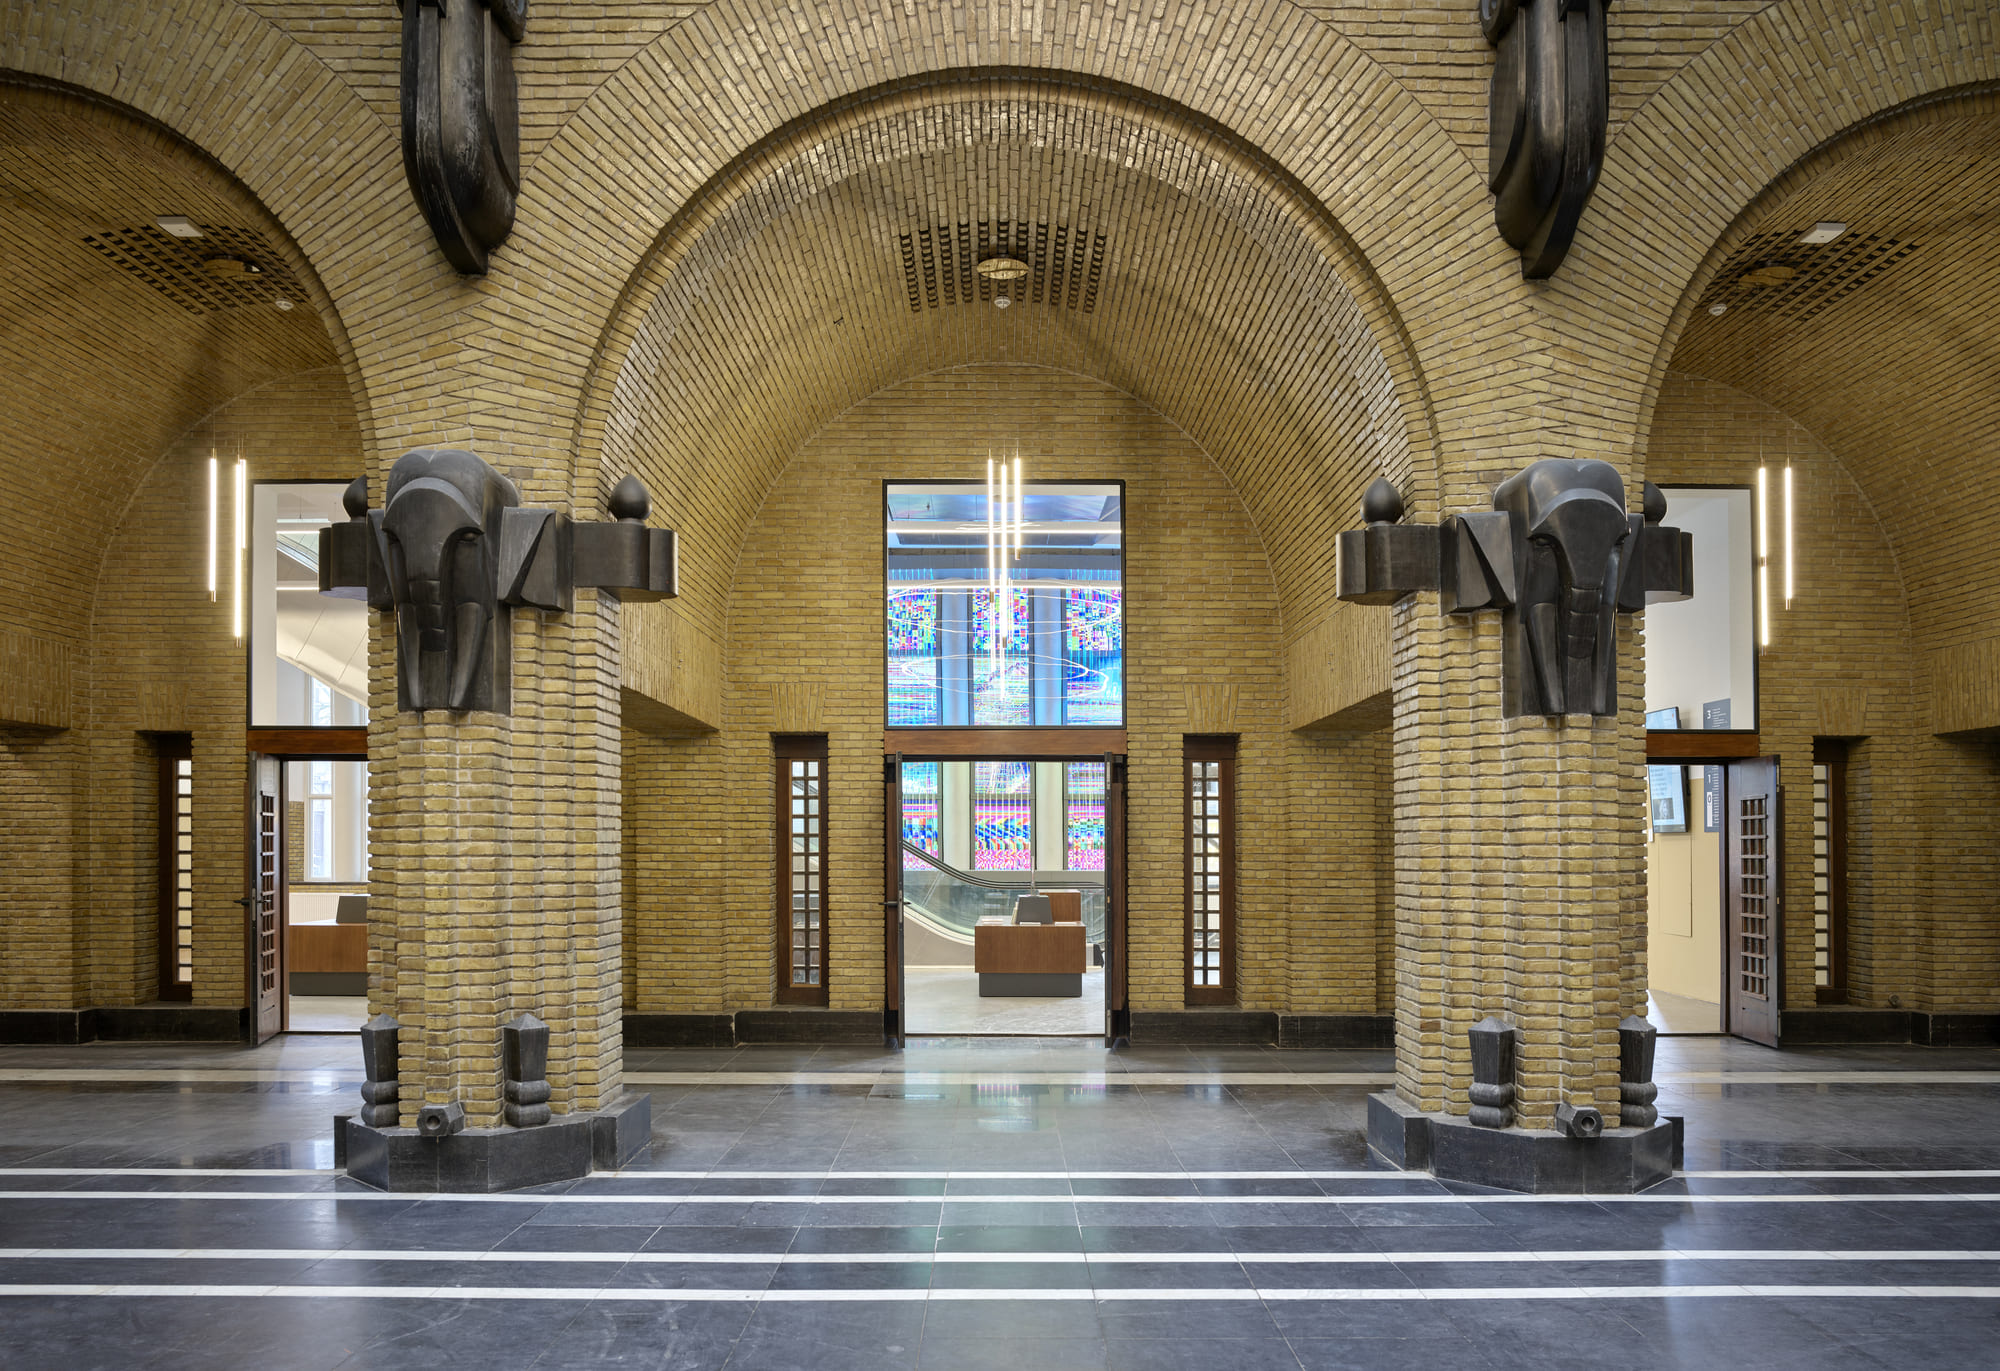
[1481,0,1613,279]
[1335,459,1692,718]
[319,448,678,715]
[397,0,527,274]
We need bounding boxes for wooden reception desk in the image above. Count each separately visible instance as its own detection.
[974,922,1086,997]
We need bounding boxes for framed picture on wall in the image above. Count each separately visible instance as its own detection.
[1648,763,1689,835]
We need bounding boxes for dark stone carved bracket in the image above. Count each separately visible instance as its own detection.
[320,448,677,715]
[1483,0,1611,279]
[1334,460,1692,719]
[398,0,527,274]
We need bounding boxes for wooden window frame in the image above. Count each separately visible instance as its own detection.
[155,734,194,1002]
[775,734,830,1005]
[1812,739,1850,1005]
[1184,735,1237,1006]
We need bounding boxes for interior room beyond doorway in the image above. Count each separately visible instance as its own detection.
[900,758,1105,1035]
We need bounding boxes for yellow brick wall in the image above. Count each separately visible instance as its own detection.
[625,364,1394,1017]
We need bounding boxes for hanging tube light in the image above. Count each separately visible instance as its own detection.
[206,454,218,602]
[1012,453,1023,558]
[1783,463,1795,605]
[232,458,247,641]
[1756,465,1770,648]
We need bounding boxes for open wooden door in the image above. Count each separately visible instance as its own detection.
[246,754,284,1043]
[1104,753,1128,1046]
[882,754,903,1047]
[1724,757,1782,1047]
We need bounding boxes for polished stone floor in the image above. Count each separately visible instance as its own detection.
[903,968,1104,1036]
[3,1035,1999,1368]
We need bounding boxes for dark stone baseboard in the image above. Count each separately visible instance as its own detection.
[625,1013,736,1048]
[1129,1010,1278,1046]
[1781,1008,2000,1047]
[978,972,1081,997]
[1782,1008,1913,1044]
[1913,1011,2000,1047]
[1277,1014,1394,1051]
[343,1091,651,1193]
[1366,1091,1675,1194]
[0,1005,246,1044]
[733,1009,882,1044]
[291,972,366,996]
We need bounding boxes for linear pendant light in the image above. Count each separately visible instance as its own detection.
[232,458,247,640]
[1756,465,1770,648]
[207,454,218,603]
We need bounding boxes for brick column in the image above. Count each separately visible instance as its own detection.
[1374,473,1669,1192]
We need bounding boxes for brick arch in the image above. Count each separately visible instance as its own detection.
[567,70,1445,658]
[1555,0,1999,451]
[0,0,444,454]
[504,0,1516,508]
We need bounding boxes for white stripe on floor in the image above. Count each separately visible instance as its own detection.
[6,1189,2000,1206]
[9,1067,1994,1087]
[0,1283,1994,1302]
[8,1166,2000,1182]
[1,1247,1996,1265]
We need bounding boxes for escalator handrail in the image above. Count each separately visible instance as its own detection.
[899,841,1104,891]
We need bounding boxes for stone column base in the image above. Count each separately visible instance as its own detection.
[339,1091,652,1192]
[1366,1092,1676,1193]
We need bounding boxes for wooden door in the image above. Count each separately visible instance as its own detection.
[1104,753,1128,1046]
[882,754,903,1047]
[1724,757,1782,1047]
[247,755,284,1043]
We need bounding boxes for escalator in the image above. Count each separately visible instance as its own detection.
[900,844,1106,951]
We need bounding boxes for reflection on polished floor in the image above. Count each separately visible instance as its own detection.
[903,967,1104,1036]
[287,995,367,1034]
[3,1035,2000,1368]
[1647,989,1724,1035]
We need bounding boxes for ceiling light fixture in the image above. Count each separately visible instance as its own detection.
[1797,222,1848,245]
[993,295,1011,309]
[201,253,263,279]
[1708,302,1728,316]
[274,298,294,311]
[157,216,203,239]
[976,256,1029,281]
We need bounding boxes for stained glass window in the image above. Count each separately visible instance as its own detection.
[902,761,941,868]
[1062,589,1122,725]
[1063,761,1106,870]
[972,760,1033,871]
[885,482,1121,728]
[971,589,1031,726]
[885,589,941,727]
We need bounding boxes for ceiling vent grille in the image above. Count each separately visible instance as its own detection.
[899,220,1106,314]
[1701,229,1919,322]
[82,224,305,314]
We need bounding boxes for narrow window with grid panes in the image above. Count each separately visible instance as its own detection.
[1812,739,1850,1004]
[156,736,194,1000]
[1184,736,1236,1005]
[775,736,829,1004]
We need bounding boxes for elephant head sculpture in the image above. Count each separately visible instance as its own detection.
[380,447,520,713]
[1334,459,1693,718]
[1492,458,1634,718]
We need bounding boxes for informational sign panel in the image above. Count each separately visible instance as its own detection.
[1701,698,1730,833]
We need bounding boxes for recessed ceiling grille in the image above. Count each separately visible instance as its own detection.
[899,220,1107,314]
[82,223,305,314]
[1700,228,1919,322]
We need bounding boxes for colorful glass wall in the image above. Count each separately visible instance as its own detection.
[900,760,941,868]
[972,761,1034,870]
[972,588,1032,726]
[886,589,941,726]
[1063,761,1106,870]
[885,482,1122,728]
[1062,589,1122,725]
